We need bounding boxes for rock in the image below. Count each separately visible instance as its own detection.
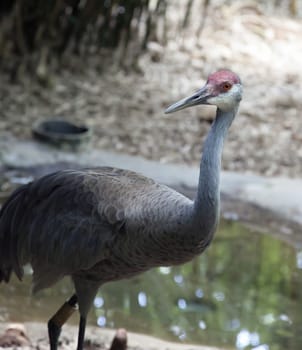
[110,328,127,350]
[0,323,31,347]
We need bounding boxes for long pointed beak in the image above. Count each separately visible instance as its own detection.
[165,85,211,114]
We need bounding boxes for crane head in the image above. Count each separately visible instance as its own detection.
[165,69,242,114]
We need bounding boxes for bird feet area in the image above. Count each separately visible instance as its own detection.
[0,323,216,350]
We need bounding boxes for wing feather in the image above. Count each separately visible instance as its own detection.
[0,168,130,284]
[0,166,190,289]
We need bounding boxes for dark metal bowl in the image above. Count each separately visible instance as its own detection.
[32,119,92,147]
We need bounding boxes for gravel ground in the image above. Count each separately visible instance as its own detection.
[1,3,302,178]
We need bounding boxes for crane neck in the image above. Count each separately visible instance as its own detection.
[193,107,237,235]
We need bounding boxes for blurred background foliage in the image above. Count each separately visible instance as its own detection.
[0,0,299,82]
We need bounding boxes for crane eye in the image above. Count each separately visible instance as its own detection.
[222,82,232,92]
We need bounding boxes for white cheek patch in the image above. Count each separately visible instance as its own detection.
[207,94,233,111]
[207,84,242,111]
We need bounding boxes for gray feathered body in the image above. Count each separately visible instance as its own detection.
[0,167,212,292]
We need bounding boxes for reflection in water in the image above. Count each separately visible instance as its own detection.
[137,291,147,307]
[296,251,302,269]
[1,220,302,349]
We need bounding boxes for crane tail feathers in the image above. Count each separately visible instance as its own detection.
[0,184,28,283]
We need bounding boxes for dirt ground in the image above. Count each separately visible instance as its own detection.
[1,2,302,178]
[0,322,224,350]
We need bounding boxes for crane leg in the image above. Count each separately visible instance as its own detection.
[77,316,86,350]
[48,320,61,350]
[48,294,78,350]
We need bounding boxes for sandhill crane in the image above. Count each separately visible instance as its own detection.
[0,69,242,350]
